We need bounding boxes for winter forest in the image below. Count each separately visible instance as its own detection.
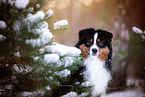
[0,0,145,97]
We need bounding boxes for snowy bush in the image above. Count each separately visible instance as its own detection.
[132,26,145,41]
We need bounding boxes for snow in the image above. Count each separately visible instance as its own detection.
[29,7,34,12]
[13,64,32,73]
[54,20,68,30]
[63,57,75,67]
[61,91,78,97]
[16,91,39,97]
[78,92,89,97]
[15,0,29,9]
[132,26,143,34]
[44,54,59,63]
[46,86,51,90]
[102,90,145,97]
[14,52,20,57]
[33,56,40,61]
[13,20,21,35]
[81,81,92,87]
[40,28,53,44]
[0,21,6,29]
[1,0,6,3]
[25,11,45,31]
[0,34,6,41]
[46,9,54,19]
[45,43,81,56]
[8,0,15,5]
[39,48,45,54]
[55,69,70,78]
[36,4,40,8]
[36,21,49,30]
[26,28,53,47]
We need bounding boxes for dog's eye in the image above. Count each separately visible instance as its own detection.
[98,41,104,47]
[97,39,100,42]
[90,39,93,42]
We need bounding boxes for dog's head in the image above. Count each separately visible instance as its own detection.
[75,28,113,61]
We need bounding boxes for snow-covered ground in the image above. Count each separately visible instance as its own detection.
[102,89,144,97]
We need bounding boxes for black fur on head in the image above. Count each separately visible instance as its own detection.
[75,28,96,48]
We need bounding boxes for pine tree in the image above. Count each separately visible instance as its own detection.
[0,1,86,97]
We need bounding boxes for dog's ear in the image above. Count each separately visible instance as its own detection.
[75,28,95,48]
[97,29,113,42]
[106,31,113,42]
[79,28,95,40]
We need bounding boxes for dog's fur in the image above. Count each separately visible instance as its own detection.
[75,28,113,96]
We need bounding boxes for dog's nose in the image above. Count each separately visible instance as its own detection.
[92,48,98,54]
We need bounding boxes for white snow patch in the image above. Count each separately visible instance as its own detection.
[46,9,54,19]
[29,7,34,12]
[25,11,45,31]
[36,4,40,8]
[54,20,68,30]
[15,0,29,9]
[16,91,39,97]
[44,54,59,63]
[61,91,78,97]
[33,56,40,61]
[132,26,143,34]
[15,52,20,57]
[63,57,75,67]
[13,64,32,73]
[102,90,145,97]
[26,28,53,47]
[55,69,70,78]
[0,21,6,29]
[36,21,49,30]
[45,43,81,56]
[0,34,6,41]
[39,48,45,54]
[81,81,93,87]
[1,0,6,3]
[78,92,89,97]
[46,86,51,90]
[8,0,15,5]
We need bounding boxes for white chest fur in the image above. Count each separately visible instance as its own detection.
[83,56,111,96]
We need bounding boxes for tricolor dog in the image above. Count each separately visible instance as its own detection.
[75,28,113,96]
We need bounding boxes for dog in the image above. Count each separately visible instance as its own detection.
[52,28,113,97]
[75,28,113,96]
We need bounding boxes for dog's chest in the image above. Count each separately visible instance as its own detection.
[83,56,111,95]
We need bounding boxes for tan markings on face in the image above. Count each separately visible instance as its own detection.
[79,44,90,59]
[98,47,109,61]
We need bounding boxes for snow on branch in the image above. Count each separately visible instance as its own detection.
[0,34,6,41]
[132,26,145,41]
[26,28,53,47]
[55,69,70,78]
[15,0,29,9]
[54,20,68,30]
[61,91,78,97]
[0,21,6,29]
[132,26,143,34]
[25,11,45,30]
[45,43,81,56]
[44,54,59,63]
[45,9,54,19]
